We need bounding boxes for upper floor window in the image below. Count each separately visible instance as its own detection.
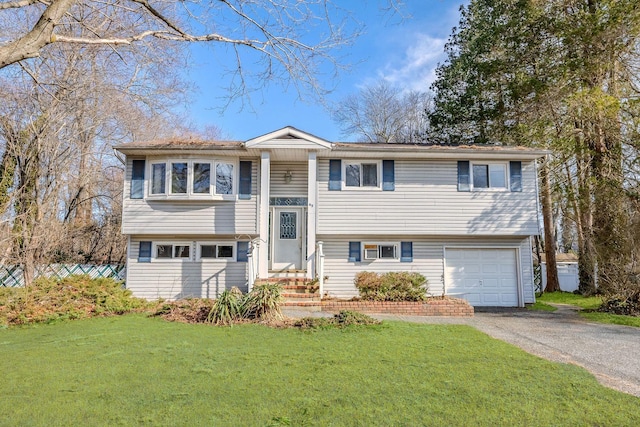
[149,159,237,198]
[151,163,166,194]
[472,163,507,189]
[193,163,211,194]
[458,161,520,192]
[344,161,380,188]
[216,163,234,195]
[171,162,188,194]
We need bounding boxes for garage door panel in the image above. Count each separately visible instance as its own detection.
[445,248,519,307]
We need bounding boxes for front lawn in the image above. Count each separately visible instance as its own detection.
[532,292,640,327]
[1,315,638,426]
[536,291,603,310]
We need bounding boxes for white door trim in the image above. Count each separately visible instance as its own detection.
[270,206,306,271]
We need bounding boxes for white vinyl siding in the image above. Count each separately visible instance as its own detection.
[270,162,308,197]
[122,158,258,235]
[319,236,534,305]
[317,159,539,236]
[127,236,248,300]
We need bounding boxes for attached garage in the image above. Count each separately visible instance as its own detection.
[444,248,521,307]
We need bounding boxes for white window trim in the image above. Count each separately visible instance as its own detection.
[342,160,382,190]
[149,161,168,196]
[153,242,194,261]
[470,161,509,191]
[196,241,236,261]
[213,160,236,197]
[362,242,399,261]
[146,158,238,200]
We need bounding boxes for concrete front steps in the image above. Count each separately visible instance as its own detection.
[256,277,321,311]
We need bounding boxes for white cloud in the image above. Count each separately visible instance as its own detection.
[380,33,447,92]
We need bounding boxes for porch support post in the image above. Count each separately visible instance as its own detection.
[258,151,270,278]
[306,151,317,278]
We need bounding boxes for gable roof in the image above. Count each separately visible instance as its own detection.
[244,126,332,149]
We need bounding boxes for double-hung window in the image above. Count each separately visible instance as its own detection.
[345,161,379,188]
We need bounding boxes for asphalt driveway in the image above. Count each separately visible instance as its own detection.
[284,305,640,397]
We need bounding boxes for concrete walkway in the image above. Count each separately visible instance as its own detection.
[282,305,640,397]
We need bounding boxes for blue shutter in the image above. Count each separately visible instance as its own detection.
[239,161,252,199]
[400,242,413,262]
[382,160,395,191]
[237,241,249,262]
[510,161,522,192]
[329,159,342,191]
[138,241,152,262]
[457,161,470,192]
[348,241,361,262]
[131,159,145,199]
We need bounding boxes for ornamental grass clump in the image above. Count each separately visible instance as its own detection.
[242,282,284,322]
[355,271,427,301]
[207,287,244,325]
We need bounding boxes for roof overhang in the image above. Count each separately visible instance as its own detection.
[244,126,333,150]
[324,143,549,160]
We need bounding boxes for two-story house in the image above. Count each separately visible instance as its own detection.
[115,126,546,307]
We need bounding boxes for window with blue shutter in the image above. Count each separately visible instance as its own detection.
[329,159,342,191]
[239,161,252,199]
[382,160,395,191]
[348,241,361,262]
[457,161,470,191]
[131,159,145,199]
[237,241,249,262]
[138,241,152,262]
[510,161,522,192]
[400,242,413,262]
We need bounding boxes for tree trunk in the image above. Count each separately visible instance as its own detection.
[540,158,560,292]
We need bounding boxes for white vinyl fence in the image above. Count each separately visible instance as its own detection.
[0,264,125,288]
[541,262,579,292]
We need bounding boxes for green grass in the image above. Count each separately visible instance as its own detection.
[581,311,640,328]
[1,315,639,426]
[527,301,557,311]
[536,291,603,310]
[531,292,640,328]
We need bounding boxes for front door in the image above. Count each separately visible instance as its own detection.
[271,207,304,270]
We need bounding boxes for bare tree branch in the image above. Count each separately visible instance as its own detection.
[0,0,39,10]
[0,0,75,68]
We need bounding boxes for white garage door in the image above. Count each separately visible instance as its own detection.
[445,248,519,307]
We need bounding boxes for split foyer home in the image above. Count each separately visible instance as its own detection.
[115,126,546,307]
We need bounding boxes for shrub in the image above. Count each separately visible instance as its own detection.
[0,275,149,326]
[294,311,381,329]
[598,289,640,317]
[354,271,427,301]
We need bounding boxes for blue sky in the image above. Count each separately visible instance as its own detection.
[182,1,467,142]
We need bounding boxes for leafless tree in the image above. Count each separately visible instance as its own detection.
[0,0,390,99]
[334,79,432,143]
